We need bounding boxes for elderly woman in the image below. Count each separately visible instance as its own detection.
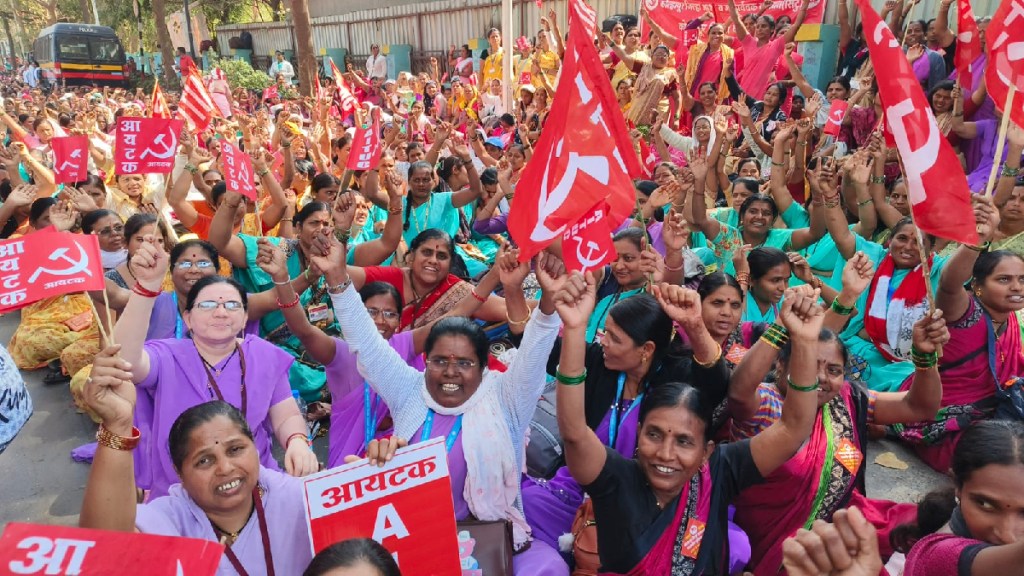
[112,236,319,497]
[318,232,570,575]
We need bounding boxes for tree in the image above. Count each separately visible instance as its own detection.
[290,0,315,96]
[152,0,178,88]
[24,0,59,25]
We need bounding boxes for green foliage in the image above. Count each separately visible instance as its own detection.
[210,56,272,90]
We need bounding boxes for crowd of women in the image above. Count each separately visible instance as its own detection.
[2,0,1024,573]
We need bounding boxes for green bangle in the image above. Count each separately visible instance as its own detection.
[830,297,855,316]
[1001,166,1021,178]
[555,366,587,386]
[870,175,886,184]
[965,241,991,253]
[857,198,874,207]
[787,376,820,392]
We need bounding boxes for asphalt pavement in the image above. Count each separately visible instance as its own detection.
[0,311,951,528]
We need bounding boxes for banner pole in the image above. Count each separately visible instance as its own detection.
[87,297,111,346]
[983,85,1015,198]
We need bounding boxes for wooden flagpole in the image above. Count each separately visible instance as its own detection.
[983,85,1016,198]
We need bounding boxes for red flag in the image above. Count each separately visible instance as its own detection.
[562,202,616,273]
[151,79,171,119]
[330,58,359,116]
[823,100,849,136]
[115,117,183,175]
[985,0,1024,129]
[0,229,105,313]
[855,0,978,245]
[179,70,217,132]
[954,0,982,87]
[347,109,383,170]
[51,135,89,184]
[508,0,641,260]
[220,142,258,201]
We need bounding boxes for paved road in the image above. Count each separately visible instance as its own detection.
[0,311,950,528]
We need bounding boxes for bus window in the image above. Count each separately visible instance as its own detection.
[57,36,91,60]
[90,38,122,62]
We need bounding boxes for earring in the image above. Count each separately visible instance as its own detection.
[975,288,983,297]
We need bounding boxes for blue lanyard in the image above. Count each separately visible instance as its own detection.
[172,292,185,339]
[362,382,379,454]
[420,410,463,453]
[608,373,644,449]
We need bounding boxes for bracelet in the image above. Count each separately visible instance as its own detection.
[857,197,874,207]
[830,297,856,316]
[787,376,820,392]
[277,294,300,309]
[1001,166,1021,178]
[760,323,790,350]
[328,278,353,294]
[797,141,807,146]
[694,340,723,368]
[281,141,292,148]
[555,366,587,386]
[96,424,141,451]
[735,271,750,287]
[273,278,291,286]
[286,431,311,447]
[824,199,841,209]
[910,346,938,369]
[771,160,785,168]
[257,168,271,178]
[870,175,887,184]
[132,283,161,298]
[471,290,488,303]
[388,203,403,215]
[663,259,684,272]
[506,310,529,326]
[184,163,199,174]
[965,241,991,252]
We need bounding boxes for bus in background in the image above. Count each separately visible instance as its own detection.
[33,24,128,88]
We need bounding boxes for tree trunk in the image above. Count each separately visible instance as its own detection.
[267,0,282,22]
[0,16,14,63]
[79,0,90,22]
[290,0,315,97]
[152,0,178,88]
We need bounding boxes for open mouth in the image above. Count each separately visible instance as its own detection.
[440,383,461,394]
[651,464,678,475]
[217,478,243,494]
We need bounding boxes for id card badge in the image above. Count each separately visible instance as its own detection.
[307,303,330,323]
[679,518,706,559]
[834,438,864,475]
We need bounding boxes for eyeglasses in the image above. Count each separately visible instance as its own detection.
[193,300,244,311]
[426,356,478,372]
[175,260,215,270]
[96,224,124,237]
[366,307,400,321]
[626,32,641,37]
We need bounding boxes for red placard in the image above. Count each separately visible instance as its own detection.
[219,141,258,201]
[641,0,825,42]
[985,0,1024,130]
[115,117,182,175]
[347,108,383,171]
[303,438,461,575]
[0,229,105,314]
[0,522,223,576]
[823,100,849,137]
[562,201,616,273]
[51,135,89,184]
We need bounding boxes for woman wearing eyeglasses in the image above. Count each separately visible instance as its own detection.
[256,240,502,469]
[322,235,570,575]
[112,236,319,498]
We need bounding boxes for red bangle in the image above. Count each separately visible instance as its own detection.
[471,291,487,303]
[286,431,310,446]
[277,294,300,309]
[132,283,161,298]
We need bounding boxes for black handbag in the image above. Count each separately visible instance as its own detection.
[526,383,565,479]
[457,520,514,575]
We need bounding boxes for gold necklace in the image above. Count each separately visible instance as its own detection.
[411,197,431,236]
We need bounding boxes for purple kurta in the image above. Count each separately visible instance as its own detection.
[965,119,1003,193]
[325,332,424,468]
[136,466,312,576]
[138,336,295,498]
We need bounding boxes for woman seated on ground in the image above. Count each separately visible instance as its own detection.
[256,238,502,469]
[111,236,318,496]
[727,253,947,574]
[323,234,570,574]
[892,200,1024,474]
[556,273,824,574]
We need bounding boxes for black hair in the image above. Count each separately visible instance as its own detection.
[184,275,248,312]
[928,80,956,109]
[735,157,762,176]
[758,14,776,29]
[637,380,728,443]
[738,194,779,224]
[778,328,848,367]
[732,177,760,196]
[436,156,461,186]
[696,81,717,95]
[303,538,401,576]
[889,216,935,249]
[697,272,744,302]
[765,81,789,103]
[403,162,437,232]
[747,247,791,281]
[407,160,434,180]
[406,228,469,280]
[608,293,676,373]
[211,181,229,206]
[294,201,331,227]
[123,212,158,242]
[294,159,316,179]
[168,401,253,471]
[972,250,1024,287]
[499,112,516,126]
[28,197,55,226]
[81,209,120,234]
[891,420,1024,553]
[333,134,352,150]
[405,142,425,156]
[311,173,339,195]
[425,317,489,366]
[202,168,224,181]
[826,76,852,94]
[72,174,107,195]
[170,239,221,272]
[487,27,500,38]
[360,281,404,310]
[791,93,805,103]
[480,167,499,185]
[32,117,51,131]
[613,226,646,252]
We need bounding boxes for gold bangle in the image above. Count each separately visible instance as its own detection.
[96,424,141,451]
[506,310,529,326]
[694,341,723,368]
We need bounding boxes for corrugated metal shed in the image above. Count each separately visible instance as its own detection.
[218,0,1006,57]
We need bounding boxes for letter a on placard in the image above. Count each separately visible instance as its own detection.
[372,504,410,542]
